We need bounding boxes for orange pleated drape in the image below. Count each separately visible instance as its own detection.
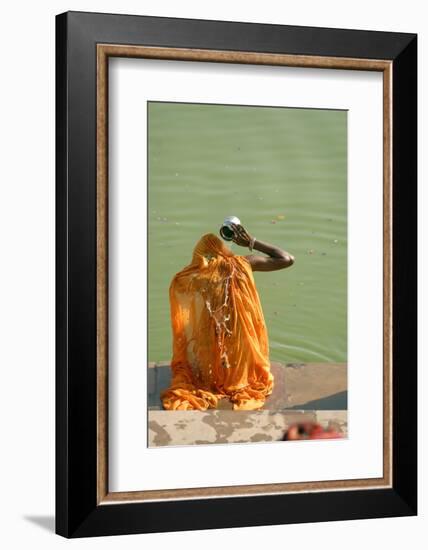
[160,233,274,411]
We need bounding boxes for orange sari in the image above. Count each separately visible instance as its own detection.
[160,234,273,411]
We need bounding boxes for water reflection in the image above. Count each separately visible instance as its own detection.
[148,103,347,364]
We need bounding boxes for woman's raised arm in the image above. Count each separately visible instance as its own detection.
[230,223,295,272]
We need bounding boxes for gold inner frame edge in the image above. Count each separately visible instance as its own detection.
[96,44,393,505]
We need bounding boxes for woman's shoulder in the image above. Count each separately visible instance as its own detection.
[233,254,253,272]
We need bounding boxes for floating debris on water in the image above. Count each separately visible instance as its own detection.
[276,215,285,220]
[175,172,179,176]
[333,239,339,244]
[270,220,276,224]
[306,249,315,255]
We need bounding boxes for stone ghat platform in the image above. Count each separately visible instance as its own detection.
[148,362,347,447]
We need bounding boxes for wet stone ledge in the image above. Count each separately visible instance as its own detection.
[148,361,347,411]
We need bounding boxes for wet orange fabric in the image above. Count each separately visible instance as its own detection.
[161,234,274,411]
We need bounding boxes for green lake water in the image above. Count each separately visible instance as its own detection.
[148,102,347,364]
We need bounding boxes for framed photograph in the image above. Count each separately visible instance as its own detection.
[56,11,417,538]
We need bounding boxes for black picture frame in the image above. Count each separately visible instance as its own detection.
[56,10,417,538]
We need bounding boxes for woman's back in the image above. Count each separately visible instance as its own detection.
[161,234,273,411]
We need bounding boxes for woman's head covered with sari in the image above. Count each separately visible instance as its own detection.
[191,233,233,264]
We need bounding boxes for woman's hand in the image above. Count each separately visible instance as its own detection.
[231,223,253,247]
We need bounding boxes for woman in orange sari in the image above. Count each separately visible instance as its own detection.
[161,223,294,411]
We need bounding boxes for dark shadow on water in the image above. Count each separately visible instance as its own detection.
[23,515,55,533]
[290,391,347,410]
[148,366,171,409]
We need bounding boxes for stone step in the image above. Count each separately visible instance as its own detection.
[148,409,347,447]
